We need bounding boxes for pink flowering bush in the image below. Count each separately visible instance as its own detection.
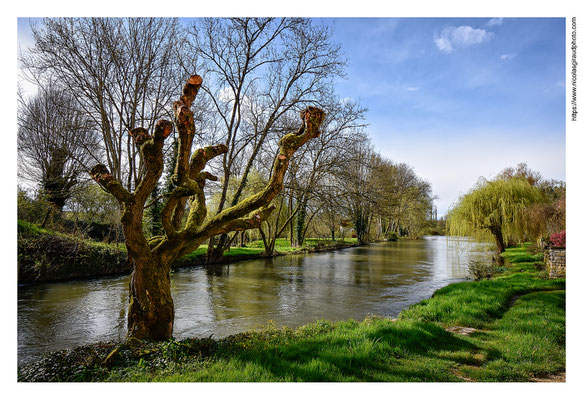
[549,230,566,248]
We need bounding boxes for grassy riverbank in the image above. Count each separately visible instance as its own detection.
[174,238,359,267]
[18,244,565,382]
[17,220,359,283]
[17,220,130,283]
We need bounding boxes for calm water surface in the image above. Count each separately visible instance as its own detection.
[18,236,491,364]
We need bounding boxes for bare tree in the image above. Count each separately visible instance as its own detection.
[18,84,100,217]
[89,74,325,340]
[253,97,366,252]
[317,189,344,241]
[339,143,376,244]
[289,99,367,246]
[21,18,193,191]
[375,161,434,238]
[189,17,345,261]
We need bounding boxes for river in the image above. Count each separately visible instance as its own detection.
[17,236,491,364]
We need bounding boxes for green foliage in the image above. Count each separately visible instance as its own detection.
[145,183,163,237]
[386,232,399,241]
[467,259,497,281]
[295,201,308,246]
[17,189,55,226]
[353,210,369,245]
[447,177,543,244]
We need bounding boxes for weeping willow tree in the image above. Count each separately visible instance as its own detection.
[447,177,543,254]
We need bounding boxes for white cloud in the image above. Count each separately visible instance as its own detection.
[434,36,454,53]
[487,18,504,27]
[500,53,516,61]
[406,87,419,92]
[434,26,494,54]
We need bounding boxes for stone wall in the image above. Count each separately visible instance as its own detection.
[545,248,566,279]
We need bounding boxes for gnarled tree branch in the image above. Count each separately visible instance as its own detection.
[199,106,325,233]
[172,75,203,186]
[89,164,132,204]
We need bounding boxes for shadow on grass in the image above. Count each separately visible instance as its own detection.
[461,290,565,382]
[214,321,479,382]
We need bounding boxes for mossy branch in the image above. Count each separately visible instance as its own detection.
[172,75,203,186]
[89,164,132,203]
[131,119,173,205]
[195,106,324,236]
[189,144,229,178]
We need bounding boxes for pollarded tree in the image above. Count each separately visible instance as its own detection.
[89,74,324,340]
[446,177,543,254]
[18,84,100,214]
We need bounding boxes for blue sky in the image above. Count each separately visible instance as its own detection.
[326,18,566,216]
[17,17,567,216]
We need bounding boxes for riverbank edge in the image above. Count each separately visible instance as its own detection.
[17,221,130,284]
[17,221,366,284]
[171,241,362,269]
[17,244,566,382]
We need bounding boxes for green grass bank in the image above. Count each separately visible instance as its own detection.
[17,220,130,283]
[17,220,359,283]
[173,238,359,268]
[18,243,566,382]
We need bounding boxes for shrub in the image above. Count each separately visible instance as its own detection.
[467,259,497,281]
[17,189,54,226]
[386,232,398,242]
[549,230,566,248]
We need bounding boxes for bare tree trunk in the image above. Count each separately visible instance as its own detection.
[289,195,294,246]
[258,227,270,255]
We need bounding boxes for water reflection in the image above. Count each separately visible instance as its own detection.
[18,236,492,364]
